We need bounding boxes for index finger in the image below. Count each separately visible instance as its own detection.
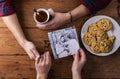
[32,48,40,57]
[36,24,47,29]
[46,51,51,63]
[79,48,86,62]
[35,56,40,65]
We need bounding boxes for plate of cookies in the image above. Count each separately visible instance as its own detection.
[81,15,120,56]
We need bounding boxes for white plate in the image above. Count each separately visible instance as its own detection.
[81,15,120,56]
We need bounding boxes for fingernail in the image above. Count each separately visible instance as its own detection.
[73,54,75,56]
[35,58,37,61]
[39,55,41,58]
[78,48,80,53]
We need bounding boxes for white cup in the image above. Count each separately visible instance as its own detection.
[33,8,50,24]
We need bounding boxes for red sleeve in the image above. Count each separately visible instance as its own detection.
[80,0,112,14]
[0,0,16,17]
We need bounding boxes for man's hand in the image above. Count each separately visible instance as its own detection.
[22,41,40,60]
[35,51,52,79]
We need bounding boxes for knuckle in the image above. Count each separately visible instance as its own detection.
[45,62,49,65]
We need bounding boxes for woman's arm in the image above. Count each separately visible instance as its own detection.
[35,51,52,79]
[36,0,111,29]
[36,5,88,29]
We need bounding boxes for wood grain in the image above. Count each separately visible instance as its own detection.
[0,0,120,79]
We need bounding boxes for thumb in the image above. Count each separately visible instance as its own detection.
[74,51,79,61]
[35,56,40,65]
[48,8,55,17]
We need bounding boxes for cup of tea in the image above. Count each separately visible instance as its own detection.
[33,8,50,24]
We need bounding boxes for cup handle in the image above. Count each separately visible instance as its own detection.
[47,8,54,21]
[48,8,53,12]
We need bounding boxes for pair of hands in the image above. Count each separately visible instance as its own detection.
[23,9,69,60]
[22,9,86,79]
[22,41,86,78]
[35,48,86,79]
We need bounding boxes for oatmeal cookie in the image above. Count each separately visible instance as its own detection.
[84,32,96,46]
[96,30,108,41]
[90,40,101,53]
[99,39,113,53]
[108,36,115,43]
[97,18,112,31]
[88,23,101,36]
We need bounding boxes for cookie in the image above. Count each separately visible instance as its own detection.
[83,18,115,53]
[90,40,101,53]
[84,32,96,46]
[88,23,101,36]
[108,36,115,43]
[96,30,108,41]
[99,39,112,53]
[97,18,112,31]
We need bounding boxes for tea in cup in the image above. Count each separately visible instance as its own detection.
[33,8,50,24]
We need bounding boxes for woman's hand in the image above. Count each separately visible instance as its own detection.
[36,8,70,29]
[72,48,86,79]
[35,51,52,79]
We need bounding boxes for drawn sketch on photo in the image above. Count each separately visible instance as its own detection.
[48,26,80,59]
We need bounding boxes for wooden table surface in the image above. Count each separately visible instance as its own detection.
[0,0,120,79]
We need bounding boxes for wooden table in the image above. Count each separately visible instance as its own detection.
[0,0,120,79]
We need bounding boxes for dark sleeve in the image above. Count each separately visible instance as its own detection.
[0,0,16,17]
[80,0,112,14]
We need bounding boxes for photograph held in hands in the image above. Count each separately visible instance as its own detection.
[48,26,80,59]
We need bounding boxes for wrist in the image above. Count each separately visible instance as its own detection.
[72,71,81,76]
[63,12,72,23]
[72,72,82,79]
[18,38,28,47]
[37,74,47,79]
[72,68,82,74]
[68,12,73,22]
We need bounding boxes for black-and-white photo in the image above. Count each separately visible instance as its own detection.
[48,26,80,59]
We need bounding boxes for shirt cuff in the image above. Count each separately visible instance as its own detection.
[0,0,16,17]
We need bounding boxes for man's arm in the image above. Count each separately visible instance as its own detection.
[0,0,40,59]
[2,13,27,46]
